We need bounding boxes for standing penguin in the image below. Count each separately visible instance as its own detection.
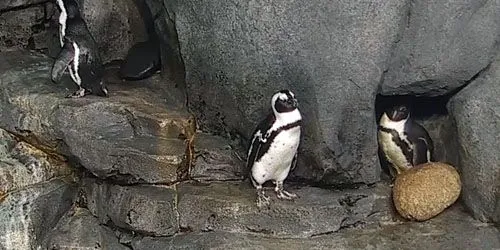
[52,0,108,98]
[378,104,434,177]
[247,89,302,208]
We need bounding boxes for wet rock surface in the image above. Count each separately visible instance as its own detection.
[131,205,500,250]
[177,181,391,237]
[0,50,195,184]
[448,54,500,224]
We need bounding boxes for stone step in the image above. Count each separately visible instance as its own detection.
[131,205,500,250]
[0,179,76,250]
[0,50,196,184]
[43,207,128,250]
[82,178,392,238]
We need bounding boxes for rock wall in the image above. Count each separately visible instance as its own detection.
[448,54,500,224]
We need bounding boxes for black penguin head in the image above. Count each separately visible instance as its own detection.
[59,0,81,18]
[271,89,298,114]
[386,105,410,122]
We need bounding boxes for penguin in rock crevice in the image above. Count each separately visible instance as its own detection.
[378,104,434,177]
[247,89,302,208]
[52,0,108,98]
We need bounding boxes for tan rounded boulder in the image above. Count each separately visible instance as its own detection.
[393,162,461,221]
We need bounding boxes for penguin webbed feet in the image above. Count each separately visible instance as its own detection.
[275,181,298,200]
[66,88,89,98]
[255,186,271,209]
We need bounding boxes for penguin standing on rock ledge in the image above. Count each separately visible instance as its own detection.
[52,0,108,98]
[247,90,302,208]
[378,104,434,177]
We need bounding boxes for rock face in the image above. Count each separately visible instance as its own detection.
[43,208,128,250]
[448,55,500,224]
[83,178,179,237]
[79,0,148,63]
[0,180,75,250]
[177,182,391,237]
[170,0,409,185]
[131,206,500,250]
[0,3,49,52]
[190,133,246,182]
[382,0,500,96]
[393,162,461,221]
[0,50,196,184]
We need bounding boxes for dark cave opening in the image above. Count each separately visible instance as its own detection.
[374,91,460,178]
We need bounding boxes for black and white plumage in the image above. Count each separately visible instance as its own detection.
[52,0,108,98]
[378,105,434,177]
[247,89,302,208]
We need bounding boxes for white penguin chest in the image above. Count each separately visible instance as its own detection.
[252,126,301,183]
[57,0,67,47]
[378,130,413,170]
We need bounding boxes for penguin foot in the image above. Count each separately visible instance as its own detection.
[66,88,88,98]
[275,181,298,200]
[255,186,270,209]
[256,193,271,209]
[276,189,298,200]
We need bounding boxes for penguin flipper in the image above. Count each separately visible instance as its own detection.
[290,152,298,171]
[414,137,432,165]
[51,42,75,83]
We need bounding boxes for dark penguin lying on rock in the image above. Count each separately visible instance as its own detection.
[247,90,302,208]
[52,0,108,98]
[378,104,434,178]
[119,0,161,81]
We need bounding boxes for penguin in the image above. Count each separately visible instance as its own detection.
[52,0,108,98]
[378,104,434,177]
[247,89,302,208]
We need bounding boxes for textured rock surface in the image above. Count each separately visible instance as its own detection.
[191,133,246,182]
[83,178,179,237]
[417,115,460,166]
[0,0,48,11]
[178,181,391,237]
[43,207,128,250]
[382,0,500,96]
[0,129,74,195]
[0,179,75,250]
[0,50,196,184]
[131,205,500,250]
[79,0,148,63]
[0,4,49,52]
[448,55,500,223]
[393,162,461,221]
[171,0,409,185]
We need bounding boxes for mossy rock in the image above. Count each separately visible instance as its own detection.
[393,162,461,221]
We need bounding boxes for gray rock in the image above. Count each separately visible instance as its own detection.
[382,0,500,96]
[416,115,460,166]
[0,128,74,195]
[0,0,47,12]
[79,0,148,63]
[170,0,409,185]
[132,205,500,250]
[448,54,500,223]
[83,178,179,237]
[0,179,75,250]
[177,181,391,238]
[0,50,195,184]
[0,4,46,52]
[191,133,246,182]
[43,207,128,250]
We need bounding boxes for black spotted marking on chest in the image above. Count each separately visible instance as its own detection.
[378,126,413,165]
[247,113,301,171]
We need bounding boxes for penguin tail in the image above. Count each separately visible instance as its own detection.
[91,80,109,97]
